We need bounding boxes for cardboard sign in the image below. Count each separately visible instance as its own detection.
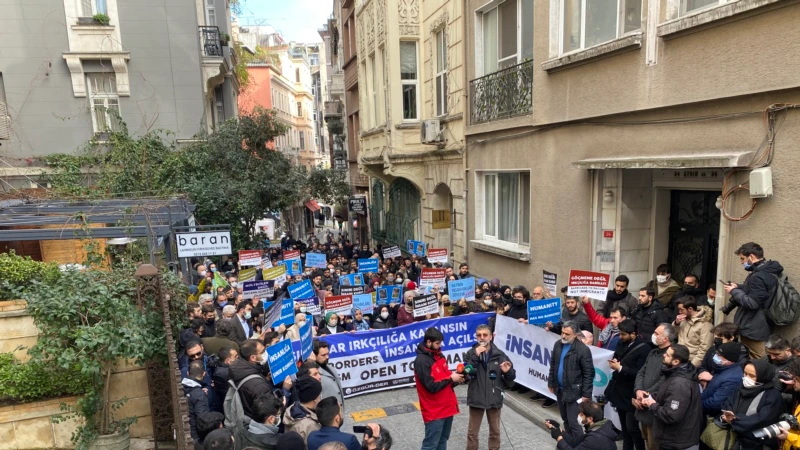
[407,240,426,257]
[358,258,379,274]
[280,259,303,276]
[376,285,402,305]
[340,273,363,287]
[238,250,262,267]
[427,248,448,264]
[288,279,314,299]
[262,265,287,287]
[296,296,322,316]
[543,270,558,298]
[383,245,402,259]
[268,297,295,328]
[176,231,232,257]
[299,319,313,360]
[283,250,301,261]
[413,293,440,318]
[352,293,375,315]
[528,298,562,325]
[340,285,366,296]
[325,295,353,316]
[306,252,328,269]
[241,280,275,300]
[261,257,273,269]
[567,270,611,301]
[266,339,297,383]
[419,268,446,292]
[238,268,257,282]
[447,278,475,301]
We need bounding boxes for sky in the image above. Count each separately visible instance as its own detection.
[239,0,330,44]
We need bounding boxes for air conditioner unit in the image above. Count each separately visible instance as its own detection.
[421,119,443,144]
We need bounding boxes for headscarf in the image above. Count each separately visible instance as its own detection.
[404,290,415,313]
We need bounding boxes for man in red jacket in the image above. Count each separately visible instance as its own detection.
[415,327,465,450]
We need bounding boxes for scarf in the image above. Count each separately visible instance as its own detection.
[598,323,618,345]
[603,289,629,316]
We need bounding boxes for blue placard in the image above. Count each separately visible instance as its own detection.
[375,286,402,305]
[352,293,375,315]
[266,338,297,383]
[448,278,476,301]
[407,240,426,257]
[288,279,314,299]
[358,258,379,274]
[528,298,562,325]
[280,259,303,276]
[306,252,328,269]
[299,319,313,360]
[269,297,295,328]
[262,300,274,311]
[340,273,364,287]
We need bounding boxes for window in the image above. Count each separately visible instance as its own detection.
[80,0,107,17]
[400,41,419,121]
[87,73,120,133]
[300,131,305,150]
[435,29,448,117]
[297,101,303,117]
[295,69,300,83]
[0,73,9,140]
[680,0,719,15]
[482,171,530,245]
[204,0,216,26]
[480,0,533,75]
[561,0,640,54]
[369,55,378,127]
[212,85,224,126]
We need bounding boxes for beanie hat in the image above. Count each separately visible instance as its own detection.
[277,432,306,450]
[296,375,323,403]
[407,281,417,290]
[717,342,741,363]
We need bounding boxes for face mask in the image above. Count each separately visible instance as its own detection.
[513,299,524,306]
[682,285,695,292]
[656,275,668,284]
[211,268,217,273]
[300,306,307,313]
[259,352,269,365]
[651,333,660,346]
[230,282,238,288]
[206,318,215,325]
[742,376,757,388]
[199,270,207,277]
[577,415,585,426]
[744,262,753,270]
[387,277,395,283]
[503,293,512,299]
[712,354,724,365]
[244,312,252,320]
[708,298,715,305]
[380,312,389,319]
[484,299,493,306]
[297,320,306,327]
[713,337,723,347]
[272,415,282,426]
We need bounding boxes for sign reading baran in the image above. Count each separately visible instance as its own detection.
[177,231,232,257]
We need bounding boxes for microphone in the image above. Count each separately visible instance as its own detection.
[463,364,476,375]
[456,363,465,374]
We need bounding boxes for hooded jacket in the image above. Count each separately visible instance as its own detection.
[700,341,749,373]
[723,359,785,450]
[557,419,619,450]
[464,342,516,410]
[701,361,743,416]
[634,345,669,425]
[228,358,272,420]
[604,337,650,412]
[233,420,279,450]
[181,378,210,444]
[283,401,321,441]
[646,278,681,308]
[650,363,703,450]
[677,305,715,367]
[548,338,595,403]
[722,260,784,341]
[414,342,459,423]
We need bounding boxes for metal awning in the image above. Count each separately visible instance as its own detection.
[572,151,754,170]
[304,199,321,212]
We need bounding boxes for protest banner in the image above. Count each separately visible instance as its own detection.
[406,240,427,257]
[263,265,287,282]
[306,252,328,269]
[543,270,558,297]
[299,319,313,360]
[341,273,363,287]
[296,296,321,315]
[568,270,611,301]
[261,257,273,269]
[280,259,303,276]
[288,279,314,299]
[238,268,257,282]
[413,293,439,317]
[340,285,365,296]
[267,297,295,328]
[241,280,275,300]
[266,339,297,383]
[427,248,448,264]
[447,278,475,301]
[419,268,446,292]
[383,245,401,259]
[318,313,491,397]
[284,249,301,260]
[325,295,353,316]
[375,286,402,306]
[358,258,379,274]
[238,250,262,267]
[528,298,562,324]
[352,293,375,315]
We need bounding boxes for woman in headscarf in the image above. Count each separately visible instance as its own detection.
[371,305,396,329]
[346,308,370,332]
[285,312,315,340]
[396,286,417,326]
[720,359,785,449]
[451,297,473,316]
[317,312,345,335]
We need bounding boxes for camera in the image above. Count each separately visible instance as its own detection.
[595,395,607,404]
[753,414,799,439]
[206,354,221,369]
[779,371,794,382]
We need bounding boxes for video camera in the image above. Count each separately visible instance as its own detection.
[753,413,799,439]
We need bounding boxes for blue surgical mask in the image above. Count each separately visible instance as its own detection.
[211,267,217,272]
[744,262,752,270]
[244,312,252,320]
[712,354,723,365]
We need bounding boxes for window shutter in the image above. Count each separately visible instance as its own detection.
[0,101,10,140]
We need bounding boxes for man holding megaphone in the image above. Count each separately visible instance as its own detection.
[464,323,516,450]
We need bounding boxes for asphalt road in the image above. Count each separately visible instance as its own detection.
[342,384,555,450]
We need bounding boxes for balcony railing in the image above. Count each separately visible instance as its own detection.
[470,60,533,124]
[199,26,222,58]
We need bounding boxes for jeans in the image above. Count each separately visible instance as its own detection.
[422,416,454,450]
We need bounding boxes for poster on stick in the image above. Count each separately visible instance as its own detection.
[427,248,448,264]
[413,293,440,317]
[238,250,262,267]
[325,295,354,316]
[543,270,558,298]
[383,245,401,259]
[419,268,446,292]
[527,298,562,325]
[567,270,611,301]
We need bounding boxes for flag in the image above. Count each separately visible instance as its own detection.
[212,271,229,291]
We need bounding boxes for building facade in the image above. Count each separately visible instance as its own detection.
[0,0,238,187]
[354,0,467,262]
[464,0,800,325]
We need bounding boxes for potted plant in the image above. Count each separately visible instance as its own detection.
[220,32,230,46]
[92,14,111,25]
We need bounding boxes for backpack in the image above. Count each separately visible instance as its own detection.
[223,374,260,428]
[765,273,800,327]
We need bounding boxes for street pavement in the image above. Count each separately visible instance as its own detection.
[342,384,556,450]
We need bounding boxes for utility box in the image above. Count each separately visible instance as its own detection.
[749,167,773,198]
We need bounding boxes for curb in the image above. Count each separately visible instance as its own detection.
[503,390,563,433]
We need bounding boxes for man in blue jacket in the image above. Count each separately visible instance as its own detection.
[701,342,744,417]
[307,397,360,450]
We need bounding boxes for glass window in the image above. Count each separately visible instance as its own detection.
[561,0,642,54]
[81,0,107,17]
[499,0,518,68]
[681,0,718,15]
[400,41,419,120]
[87,73,120,133]
[521,0,534,60]
[481,0,534,75]
[205,0,216,26]
[435,29,448,117]
[484,175,496,237]
[483,171,530,246]
[482,8,498,74]
[300,131,305,150]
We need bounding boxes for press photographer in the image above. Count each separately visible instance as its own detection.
[774,358,800,445]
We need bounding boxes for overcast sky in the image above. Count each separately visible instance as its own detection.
[239,0,329,43]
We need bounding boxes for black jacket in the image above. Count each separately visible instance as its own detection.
[721,260,783,341]
[370,317,396,329]
[228,358,272,419]
[552,309,593,334]
[634,346,669,425]
[630,301,666,346]
[465,342,516,409]
[723,384,784,450]
[604,337,650,412]
[650,363,703,450]
[700,341,749,373]
[506,301,528,321]
[212,363,231,407]
[557,419,618,450]
[548,339,594,403]
[182,378,210,444]
[230,315,253,345]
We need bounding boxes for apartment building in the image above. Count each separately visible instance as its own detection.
[0,0,239,187]
[464,0,800,321]
[355,0,467,263]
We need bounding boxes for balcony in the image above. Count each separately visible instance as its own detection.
[328,70,344,95]
[199,26,222,58]
[469,60,533,124]
[324,100,343,119]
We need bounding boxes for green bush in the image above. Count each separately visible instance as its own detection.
[0,353,90,404]
[0,251,62,299]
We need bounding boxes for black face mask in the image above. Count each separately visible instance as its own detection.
[503,293,512,299]
[206,318,215,326]
[713,337,723,348]
[513,299,524,306]
[682,285,698,293]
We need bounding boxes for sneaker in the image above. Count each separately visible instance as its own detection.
[542,399,556,408]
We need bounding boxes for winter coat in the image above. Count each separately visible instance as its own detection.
[723,360,785,450]
[506,301,528,321]
[677,305,714,367]
[307,426,361,450]
[317,324,346,335]
[396,306,416,326]
[228,358,272,420]
[781,403,800,450]
[552,310,594,334]
[181,378,210,444]
[604,337,650,412]
[202,335,239,357]
[414,342,459,423]
[212,363,231,409]
[548,339,595,403]
[583,302,619,350]
[700,341,749,373]
[464,342,516,409]
[602,290,638,317]
[634,346,669,425]
[233,421,279,450]
[370,316,396,329]
[721,260,783,341]
[646,279,682,308]
[557,419,619,450]
[650,363,703,450]
[630,300,666,346]
[319,363,345,416]
[701,362,743,416]
[283,401,321,442]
